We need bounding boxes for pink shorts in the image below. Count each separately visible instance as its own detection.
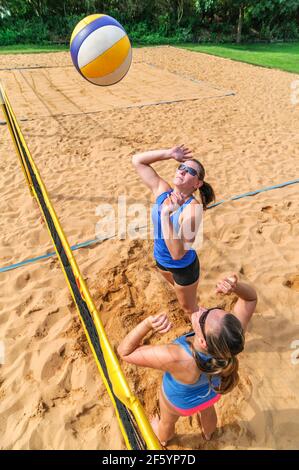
[171,394,221,417]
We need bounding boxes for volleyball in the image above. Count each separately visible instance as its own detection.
[70,14,132,86]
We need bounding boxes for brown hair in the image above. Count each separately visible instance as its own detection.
[188,314,244,395]
[190,159,215,210]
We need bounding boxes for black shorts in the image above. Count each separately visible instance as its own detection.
[156,255,200,286]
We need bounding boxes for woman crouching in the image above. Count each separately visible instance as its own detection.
[117,274,257,446]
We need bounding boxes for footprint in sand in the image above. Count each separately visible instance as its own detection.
[15,272,31,290]
[283,274,299,292]
[261,205,273,213]
[35,342,67,381]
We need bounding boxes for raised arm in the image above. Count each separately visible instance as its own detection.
[132,145,192,198]
[117,314,179,372]
[161,200,202,259]
[216,274,257,331]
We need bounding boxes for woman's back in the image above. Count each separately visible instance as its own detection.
[162,333,220,411]
[152,190,197,268]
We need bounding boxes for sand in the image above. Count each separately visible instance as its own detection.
[0,46,298,450]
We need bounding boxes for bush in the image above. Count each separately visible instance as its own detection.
[0,27,19,45]
[0,11,298,46]
[0,19,48,45]
[272,21,299,40]
[157,14,171,36]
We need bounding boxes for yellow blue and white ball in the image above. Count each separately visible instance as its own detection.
[70,14,132,86]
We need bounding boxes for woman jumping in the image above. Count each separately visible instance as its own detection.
[132,146,215,316]
[118,274,257,446]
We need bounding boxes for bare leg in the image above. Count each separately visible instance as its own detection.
[198,405,217,440]
[174,279,199,317]
[151,389,180,446]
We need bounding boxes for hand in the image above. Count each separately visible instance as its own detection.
[216,274,238,295]
[147,313,172,334]
[169,144,193,162]
[161,192,185,215]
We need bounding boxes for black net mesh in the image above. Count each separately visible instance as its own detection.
[4,101,146,450]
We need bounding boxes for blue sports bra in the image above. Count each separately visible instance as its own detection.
[151,190,196,268]
[162,333,220,409]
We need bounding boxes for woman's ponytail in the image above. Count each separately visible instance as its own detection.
[187,313,244,395]
[190,159,215,210]
[199,181,215,210]
[213,356,240,395]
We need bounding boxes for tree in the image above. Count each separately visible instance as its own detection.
[0,0,298,43]
[248,0,299,39]
[219,1,255,42]
[236,1,244,43]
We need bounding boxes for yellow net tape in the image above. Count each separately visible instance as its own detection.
[0,83,161,450]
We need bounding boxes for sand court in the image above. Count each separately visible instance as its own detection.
[0,61,234,120]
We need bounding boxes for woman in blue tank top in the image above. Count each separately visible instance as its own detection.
[132,145,215,317]
[118,274,257,446]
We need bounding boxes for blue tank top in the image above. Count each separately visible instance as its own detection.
[151,190,197,268]
[162,333,220,409]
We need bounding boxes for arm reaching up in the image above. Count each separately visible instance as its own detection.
[132,145,193,198]
[216,274,257,331]
[117,314,178,372]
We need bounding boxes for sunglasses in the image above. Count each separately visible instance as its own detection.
[199,307,221,341]
[177,163,199,177]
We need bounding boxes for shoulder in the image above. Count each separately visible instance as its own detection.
[189,197,202,209]
[152,343,193,374]
[162,342,195,376]
[153,180,172,199]
[153,188,173,204]
[160,342,194,365]
[171,340,195,362]
[180,198,203,222]
[185,198,202,211]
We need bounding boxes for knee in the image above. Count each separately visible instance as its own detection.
[180,303,194,317]
[178,298,198,316]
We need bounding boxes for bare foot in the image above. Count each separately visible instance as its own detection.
[150,415,167,447]
[202,430,214,441]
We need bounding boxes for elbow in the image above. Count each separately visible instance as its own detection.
[132,154,139,166]
[248,287,258,303]
[117,346,133,364]
[171,250,185,261]
[117,344,127,360]
[169,241,190,260]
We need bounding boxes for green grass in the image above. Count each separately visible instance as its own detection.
[1,42,299,74]
[0,44,68,54]
[177,42,299,74]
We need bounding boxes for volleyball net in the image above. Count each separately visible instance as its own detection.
[0,84,161,451]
